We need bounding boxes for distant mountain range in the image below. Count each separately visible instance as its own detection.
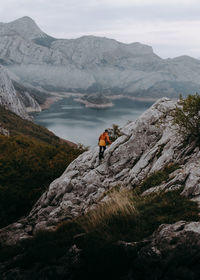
[0,16,200,118]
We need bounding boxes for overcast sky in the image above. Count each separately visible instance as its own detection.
[1,0,200,58]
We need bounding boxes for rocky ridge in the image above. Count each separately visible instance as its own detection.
[0,97,200,246]
[1,17,200,97]
[4,16,49,41]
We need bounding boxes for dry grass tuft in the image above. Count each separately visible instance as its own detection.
[78,188,137,233]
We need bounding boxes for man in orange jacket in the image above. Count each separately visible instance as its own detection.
[98,129,112,160]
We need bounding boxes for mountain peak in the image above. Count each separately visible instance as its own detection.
[7,16,46,41]
[12,16,35,23]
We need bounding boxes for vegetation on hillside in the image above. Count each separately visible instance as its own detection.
[0,106,59,144]
[172,93,200,144]
[0,187,199,279]
[78,188,199,243]
[108,124,122,142]
[139,163,180,193]
[0,107,86,227]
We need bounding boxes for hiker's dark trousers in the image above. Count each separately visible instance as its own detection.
[99,146,106,160]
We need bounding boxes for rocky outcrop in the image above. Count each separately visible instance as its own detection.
[1,17,200,96]
[0,65,31,119]
[18,90,41,113]
[0,124,9,136]
[119,221,200,279]
[1,97,200,246]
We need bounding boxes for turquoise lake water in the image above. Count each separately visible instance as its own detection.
[34,97,154,147]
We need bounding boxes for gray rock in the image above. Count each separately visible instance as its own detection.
[0,65,30,119]
[0,124,9,136]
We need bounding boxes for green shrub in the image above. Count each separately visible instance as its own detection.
[139,163,180,193]
[108,124,122,142]
[172,93,200,144]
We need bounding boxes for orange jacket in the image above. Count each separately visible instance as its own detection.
[99,132,111,146]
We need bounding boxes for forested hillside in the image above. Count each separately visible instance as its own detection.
[0,106,86,227]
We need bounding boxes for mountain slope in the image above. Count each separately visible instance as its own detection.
[0,98,200,279]
[1,17,200,97]
[6,16,47,41]
[0,106,85,228]
[0,97,200,243]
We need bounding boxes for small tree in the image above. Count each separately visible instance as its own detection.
[172,93,200,143]
[108,124,122,142]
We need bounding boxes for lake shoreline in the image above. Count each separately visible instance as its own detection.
[34,96,154,147]
[41,92,159,110]
[74,98,113,108]
[40,92,82,110]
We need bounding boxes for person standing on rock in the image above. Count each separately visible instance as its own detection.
[98,129,112,160]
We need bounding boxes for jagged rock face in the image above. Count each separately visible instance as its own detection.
[1,98,200,245]
[18,91,41,113]
[1,17,200,96]
[0,66,31,119]
[13,83,42,113]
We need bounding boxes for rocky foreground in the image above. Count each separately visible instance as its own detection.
[0,98,200,279]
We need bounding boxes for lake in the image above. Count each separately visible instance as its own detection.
[34,97,154,147]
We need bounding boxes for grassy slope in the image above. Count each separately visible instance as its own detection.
[0,106,85,227]
[0,106,59,144]
[0,186,199,279]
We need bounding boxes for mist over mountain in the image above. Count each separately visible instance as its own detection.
[0,16,200,98]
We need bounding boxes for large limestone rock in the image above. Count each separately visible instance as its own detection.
[1,97,200,246]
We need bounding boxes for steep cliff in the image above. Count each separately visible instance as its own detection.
[0,65,30,119]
